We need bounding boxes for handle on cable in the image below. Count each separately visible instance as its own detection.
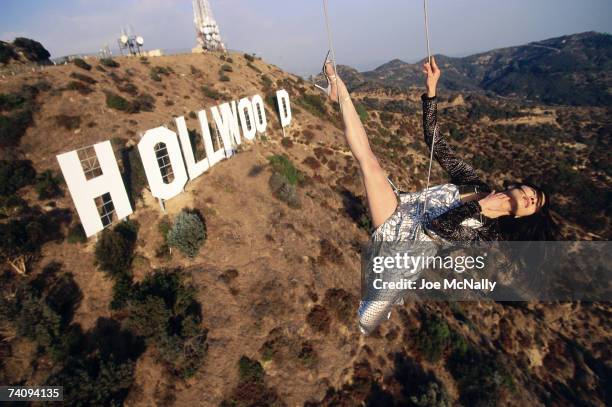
[323,0,344,112]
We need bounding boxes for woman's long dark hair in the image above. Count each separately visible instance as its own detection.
[497,180,559,241]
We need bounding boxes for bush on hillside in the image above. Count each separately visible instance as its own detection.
[244,53,255,62]
[268,154,303,186]
[122,269,208,378]
[99,58,119,68]
[131,92,155,112]
[220,357,283,407]
[105,92,131,112]
[219,74,230,82]
[65,81,93,95]
[220,64,233,72]
[35,170,63,199]
[66,223,87,244]
[247,62,262,73]
[54,114,81,130]
[149,66,171,82]
[267,154,303,208]
[167,210,206,258]
[201,85,222,100]
[72,58,91,71]
[94,220,139,277]
[0,159,36,196]
[0,86,39,146]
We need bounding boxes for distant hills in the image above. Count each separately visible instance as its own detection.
[337,32,611,106]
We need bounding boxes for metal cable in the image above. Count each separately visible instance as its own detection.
[421,0,436,216]
[323,0,344,115]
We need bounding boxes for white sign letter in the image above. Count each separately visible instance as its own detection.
[251,94,267,134]
[57,141,133,237]
[138,127,188,201]
[276,89,292,128]
[175,116,210,180]
[211,101,241,156]
[238,97,257,141]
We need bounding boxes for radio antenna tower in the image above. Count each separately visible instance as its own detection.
[193,0,226,52]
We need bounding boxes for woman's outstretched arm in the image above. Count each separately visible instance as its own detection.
[326,63,398,229]
[422,57,489,189]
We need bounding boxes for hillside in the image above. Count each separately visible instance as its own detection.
[0,45,610,407]
[341,32,612,106]
[0,37,51,66]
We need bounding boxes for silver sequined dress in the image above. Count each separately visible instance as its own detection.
[358,183,484,334]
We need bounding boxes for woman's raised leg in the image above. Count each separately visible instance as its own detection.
[325,62,398,229]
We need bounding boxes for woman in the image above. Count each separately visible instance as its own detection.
[321,56,557,334]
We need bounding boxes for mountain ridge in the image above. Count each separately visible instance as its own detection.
[336,31,611,106]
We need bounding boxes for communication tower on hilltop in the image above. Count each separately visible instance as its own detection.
[117,26,144,56]
[192,0,226,52]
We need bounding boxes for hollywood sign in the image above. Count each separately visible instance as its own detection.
[57,89,292,238]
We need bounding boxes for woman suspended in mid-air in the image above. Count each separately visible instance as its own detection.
[318,56,557,334]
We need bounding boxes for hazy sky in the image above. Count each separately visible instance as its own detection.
[1,0,610,76]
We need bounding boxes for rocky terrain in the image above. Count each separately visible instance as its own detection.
[0,35,610,406]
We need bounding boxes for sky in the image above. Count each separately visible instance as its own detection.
[1,0,611,76]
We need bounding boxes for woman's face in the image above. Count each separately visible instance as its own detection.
[505,184,545,217]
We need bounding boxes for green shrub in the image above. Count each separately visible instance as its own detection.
[0,88,38,145]
[416,314,452,362]
[298,93,327,118]
[65,81,92,95]
[269,172,301,208]
[448,345,514,406]
[149,69,161,82]
[3,275,81,361]
[238,356,265,383]
[261,75,273,90]
[167,210,206,258]
[268,154,303,186]
[67,223,87,244]
[122,269,208,378]
[219,74,230,82]
[221,64,233,72]
[54,114,81,130]
[72,58,91,70]
[35,170,63,199]
[201,85,222,100]
[221,356,282,407]
[0,159,36,196]
[99,58,119,68]
[0,194,28,217]
[244,53,255,62]
[226,57,233,63]
[131,92,155,112]
[355,102,368,123]
[0,92,26,111]
[105,92,130,112]
[267,155,303,208]
[150,66,170,82]
[49,356,135,406]
[117,82,138,96]
[247,62,262,73]
[94,220,139,277]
